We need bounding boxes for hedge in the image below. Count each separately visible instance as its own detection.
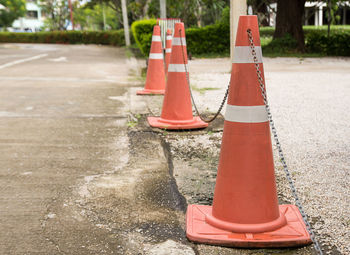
[131,18,350,57]
[186,22,230,55]
[2,24,348,56]
[306,31,350,56]
[131,19,230,57]
[261,29,350,56]
[131,19,157,57]
[258,26,350,37]
[0,30,125,46]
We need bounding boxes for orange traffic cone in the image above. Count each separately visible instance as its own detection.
[186,15,312,247]
[165,29,172,76]
[137,25,166,95]
[147,22,208,130]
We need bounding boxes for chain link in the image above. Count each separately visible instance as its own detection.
[247,29,323,255]
[178,29,229,123]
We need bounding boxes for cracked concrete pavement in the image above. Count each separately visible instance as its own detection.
[0,44,193,254]
[0,44,134,254]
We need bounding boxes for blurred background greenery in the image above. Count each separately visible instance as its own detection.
[0,0,349,56]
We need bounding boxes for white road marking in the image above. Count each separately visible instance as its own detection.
[0,111,17,117]
[48,56,67,62]
[0,76,135,84]
[0,112,126,118]
[0,55,31,59]
[0,54,48,70]
[108,96,120,100]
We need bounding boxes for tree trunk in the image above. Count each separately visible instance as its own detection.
[143,0,152,18]
[121,0,130,46]
[327,0,331,37]
[274,0,306,51]
[196,0,202,27]
[160,0,166,18]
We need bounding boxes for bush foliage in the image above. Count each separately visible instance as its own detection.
[131,19,157,56]
[1,23,348,57]
[261,26,350,56]
[261,33,298,54]
[131,15,350,57]
[186,22,230,55]
[306,31,350,56]
[131,18,230,57]
[0,30,125,46]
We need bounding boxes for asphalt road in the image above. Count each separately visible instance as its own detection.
[0,44,133,254]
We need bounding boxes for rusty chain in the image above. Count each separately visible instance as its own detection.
[179,29,230,123]
[247,28,323,255]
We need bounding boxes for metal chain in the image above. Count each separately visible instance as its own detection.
[179,29,229,123]
[247,29,323,255]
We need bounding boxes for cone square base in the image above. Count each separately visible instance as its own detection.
[136,89,165,95]
[147,116,208,130]
[186,204,312,248]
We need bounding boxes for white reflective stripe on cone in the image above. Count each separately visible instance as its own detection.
[225,105,268,123]
[166,49,172,53]
[168,64,188,72]
[233,46,263,63]
[152,35,162,42]
[166,36,172,40]
[172,37,186,46]
[149,53,163,59]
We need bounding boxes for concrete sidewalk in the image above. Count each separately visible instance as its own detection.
[0,44,195,255]
[0,44,136,254]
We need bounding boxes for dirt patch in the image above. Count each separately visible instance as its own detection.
[42,127,197,254]
[127,111,330,254]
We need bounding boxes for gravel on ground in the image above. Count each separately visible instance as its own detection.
[145,57,350,254]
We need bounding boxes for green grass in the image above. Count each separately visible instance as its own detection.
[303,25,350,32]
[260,25,350,36]
[191,48,325,58]
[261,36,273,47]
[127,120,138,128]
[127,113,141,128]
[191,84,221,94]
[141,67,147,79]
[262,51,325,58]
[125,48,134,59]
